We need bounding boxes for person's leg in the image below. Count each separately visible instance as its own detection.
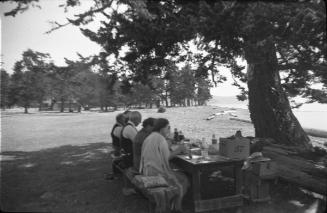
[170,171,190,211]
[174,171,190,196]
[105,156,122,180]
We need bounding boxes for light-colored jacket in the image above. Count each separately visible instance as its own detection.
[139,132,171,176]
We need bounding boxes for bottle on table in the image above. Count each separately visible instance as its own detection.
[201,137,209,159]
[212,134,218,144]
[173,128,179,144]
[187,143,193,159]
[178,131,185,142]
[209,134,219,155]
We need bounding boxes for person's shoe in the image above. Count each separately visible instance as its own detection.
[104,173,117,181]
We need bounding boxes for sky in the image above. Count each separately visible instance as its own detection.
[0,0,242,97]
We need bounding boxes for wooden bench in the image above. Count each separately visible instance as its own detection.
[109,152,179,212]
[122,167,179,213]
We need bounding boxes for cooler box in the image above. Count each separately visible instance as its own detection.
[219,137,250,159]
[251,158,277,179]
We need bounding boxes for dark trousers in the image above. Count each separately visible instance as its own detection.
[123,154,133,169]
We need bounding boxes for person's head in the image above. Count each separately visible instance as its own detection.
[123,110,131,123]
[129,111,142,126]
[153,118,170,138]
[142,117,156,132]
[116,113,126,126]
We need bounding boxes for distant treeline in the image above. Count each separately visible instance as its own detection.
[1,49,212,113]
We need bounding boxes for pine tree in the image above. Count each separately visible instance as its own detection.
[3,0,326,149]
[8,49,52,113]
[1,69,10,109]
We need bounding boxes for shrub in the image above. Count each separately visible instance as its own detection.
[157,107,166,113]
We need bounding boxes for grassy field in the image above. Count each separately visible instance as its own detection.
[1,106,326,212]
[1,106,254,152]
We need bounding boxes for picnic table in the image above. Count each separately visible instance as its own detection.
[172,153,244,212]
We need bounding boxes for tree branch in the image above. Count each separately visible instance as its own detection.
[45,0,114,34]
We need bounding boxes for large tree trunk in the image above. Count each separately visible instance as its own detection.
[165,92,168,107]
[244,39,311,150]
[24,105,28,114]
[60,97,65,112]
[38,102,42,111]
[68,101,72,112]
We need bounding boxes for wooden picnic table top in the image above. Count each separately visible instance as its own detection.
[175,154,244,166]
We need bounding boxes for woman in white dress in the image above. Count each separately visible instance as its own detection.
[140,118,189,212]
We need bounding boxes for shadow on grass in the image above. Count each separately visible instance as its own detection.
[0,142,149,213]
[1,143,326,213]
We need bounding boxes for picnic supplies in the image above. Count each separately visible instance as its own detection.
[173,128,179,143]
[178,131,185,141]
[251,160,277,179]
[201,138,209,159]
[219,131,250,159]
[211,134,218,144]
[242,152,277,179]
[209,134,219,155]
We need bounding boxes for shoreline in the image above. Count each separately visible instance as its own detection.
[208,103,327,132]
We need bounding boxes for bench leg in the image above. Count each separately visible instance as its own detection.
[148,202,155,213]
[148,201,172,213]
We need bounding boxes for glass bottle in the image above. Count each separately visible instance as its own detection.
[210,134,219,154]
[201,138,209,159]
[212,134,218,144]
[173,128,179,143]
[178,131,185,141]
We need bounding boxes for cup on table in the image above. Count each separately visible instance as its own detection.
[201,149,209,159]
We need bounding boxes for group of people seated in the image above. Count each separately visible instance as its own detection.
[109,110,189,212]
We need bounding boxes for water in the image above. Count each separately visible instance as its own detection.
[286,103,326,131]
[209,98,327,131]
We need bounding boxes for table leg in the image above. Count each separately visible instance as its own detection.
[234,164,243,194]
[191,169,201,212]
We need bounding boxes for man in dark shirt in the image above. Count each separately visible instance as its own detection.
[133,117,156,171]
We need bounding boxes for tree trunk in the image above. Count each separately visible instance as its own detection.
[50,99,55,110]
[60,97,65,112]
[24,105,28,114]
[244,39,311,150]
[156,99,160,108]
[69,101,72,112]
[165,91,168,107]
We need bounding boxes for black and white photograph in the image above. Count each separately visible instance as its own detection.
[0,0,326,212]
